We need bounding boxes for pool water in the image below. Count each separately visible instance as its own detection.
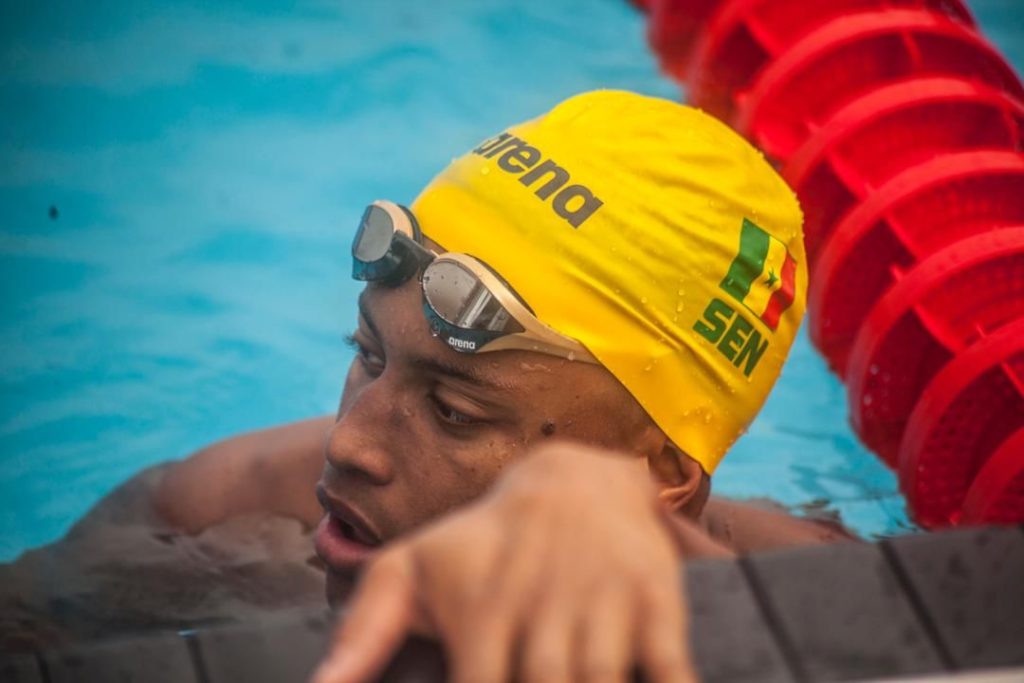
[1,0,1021,561]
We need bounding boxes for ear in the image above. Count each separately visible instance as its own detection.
[647,440,707,517]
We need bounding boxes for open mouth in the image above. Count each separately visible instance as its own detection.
[333,513,378,548]
[314,486,382,570]
[315,513,378,570]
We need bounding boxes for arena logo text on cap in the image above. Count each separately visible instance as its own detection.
[472,132,604,228]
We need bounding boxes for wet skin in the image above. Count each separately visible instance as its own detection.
[142,242,850,682]
[315,272,666,605]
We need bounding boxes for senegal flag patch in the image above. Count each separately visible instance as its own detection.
[719,218,797,332]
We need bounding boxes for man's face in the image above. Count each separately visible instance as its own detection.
[314,269,654,604]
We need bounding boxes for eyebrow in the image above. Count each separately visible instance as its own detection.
[411,356,514,391]
[357,290,513,392]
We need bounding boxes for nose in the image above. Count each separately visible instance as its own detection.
[325,376,398,486]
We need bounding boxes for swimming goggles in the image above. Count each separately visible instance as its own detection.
[352,200,597,363]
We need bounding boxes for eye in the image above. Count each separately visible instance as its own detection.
[345,333,385,376]
[429,394,479,427]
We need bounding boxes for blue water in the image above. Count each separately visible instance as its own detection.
[1,0,1021,561]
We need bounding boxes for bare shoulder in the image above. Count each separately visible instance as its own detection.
[701,496,859,554]
[154,415,334,533]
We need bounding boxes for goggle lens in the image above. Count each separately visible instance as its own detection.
[353,205,397,263]
[352,202,430,284]
[422,260,523,334]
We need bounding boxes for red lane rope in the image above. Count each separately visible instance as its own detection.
[641,0,1024,527]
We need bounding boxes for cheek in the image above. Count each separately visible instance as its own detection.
[398,435,525,525]
[332,363,532,529]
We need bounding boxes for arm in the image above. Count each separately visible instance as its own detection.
[5,417,332,649]
[701,496,858,553]
[63,462,174,541]
[153,415,334,534]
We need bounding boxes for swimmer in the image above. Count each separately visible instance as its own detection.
[149,90,852,681]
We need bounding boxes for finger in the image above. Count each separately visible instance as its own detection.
[519,599,575,683]
[446,608,516,683]
[311,549,417,683]
[444,507,543,683]
[637,580,699,683]
[576,586,633,683]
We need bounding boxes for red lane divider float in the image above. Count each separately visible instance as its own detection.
[899,318,1024,528]
[808,151,1024,375]
[961,427,1024,526]
[735,8,1024,160]
[784,77,1024,267]
[846,228,1024,465]
[648,0,725,80]
[636,0,1024,527]
[687,0,974,121]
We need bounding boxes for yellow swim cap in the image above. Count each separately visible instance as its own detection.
[412,90,805,472]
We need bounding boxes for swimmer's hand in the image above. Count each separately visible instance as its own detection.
[311,442,699,683]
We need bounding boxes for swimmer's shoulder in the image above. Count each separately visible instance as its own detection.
[154,414,333,533]
[701,496,859,554]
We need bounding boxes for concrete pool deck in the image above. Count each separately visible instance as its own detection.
[2,524,1021,682]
